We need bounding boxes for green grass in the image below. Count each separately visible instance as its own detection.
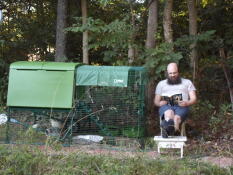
[0,125,232,175]
[0,144,232,175]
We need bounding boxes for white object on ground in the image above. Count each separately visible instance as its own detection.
[0,114,22,125]
[50,119,62,128]
[32,123,39,129]
[154,136,187,158]
[75,135,104,143]
[0,113,8,125]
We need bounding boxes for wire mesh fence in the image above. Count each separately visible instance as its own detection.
[72,85,145,138]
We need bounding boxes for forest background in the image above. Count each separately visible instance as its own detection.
[0,0,232,140]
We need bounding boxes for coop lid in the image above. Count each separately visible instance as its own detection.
[10,61,81,71]
[76,65,145,87]
[10,61,44,70]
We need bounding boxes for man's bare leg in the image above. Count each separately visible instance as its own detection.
[164,110,175,121]
[174,115,181,131]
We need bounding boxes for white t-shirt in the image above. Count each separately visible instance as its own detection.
[155,78,196,101]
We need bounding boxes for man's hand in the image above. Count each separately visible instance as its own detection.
[178,91,197,107]
[178,101,189,107]
[154,94,168,107]
[159,100,167,107]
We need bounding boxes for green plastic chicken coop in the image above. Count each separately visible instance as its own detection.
[1,61,148,145]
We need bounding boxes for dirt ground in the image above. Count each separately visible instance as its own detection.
[35,137,233,169]
[200,156,233,168]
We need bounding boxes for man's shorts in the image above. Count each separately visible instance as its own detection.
[159,104,189,121]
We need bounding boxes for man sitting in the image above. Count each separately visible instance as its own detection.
[154,63,197,138]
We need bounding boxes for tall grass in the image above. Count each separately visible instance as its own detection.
[0,144,232,175]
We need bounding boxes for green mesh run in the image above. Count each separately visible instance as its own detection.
[71,68,147,138]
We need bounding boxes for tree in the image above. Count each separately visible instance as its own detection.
[188,0,198,82]
[163,0,173,43]
[219,48,233,110]
[81,0,89,64]
[128,0,136,64]
[145,0,159,134]
[55,0,67,62]
[145,0,158,49]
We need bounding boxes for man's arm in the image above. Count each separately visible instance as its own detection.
[154,94,168,107]
[179,90,197,107]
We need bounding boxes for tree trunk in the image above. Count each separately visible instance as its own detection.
[145,0,159,136]
[188,0,198,82]
[128,0,136,64]
[55,0,67,62]
[145,76,158,136]
[145,0,158,49]
[81,0,89,64]
[219,48,233,111]
[128,45,136,64]
[163,0,173,43]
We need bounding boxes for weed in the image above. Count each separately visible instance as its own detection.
[0,144,232,175]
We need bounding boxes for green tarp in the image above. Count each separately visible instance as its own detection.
[76,65,145,87]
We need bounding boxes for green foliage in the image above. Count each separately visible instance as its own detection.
[192,100,233,140]
[66,17,105,33]
[201,0,214,7]
[67,16,133,64]
[45,136,63,151]
[208,103,233,136]
[0,53,9,108]
[0,71,8,108]
[175,30,215,48]
[122,126,145,138]
[142,42,183,78]
[0,145,47,175]
[0,40,4,47]
[0,0,56,62]
[11,127,46,145]
[192,100,215,119]
[143,137,157,149]
[99,0,109,7]
[141,31,215,79]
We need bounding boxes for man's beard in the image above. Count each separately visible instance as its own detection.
[167,76,181,85]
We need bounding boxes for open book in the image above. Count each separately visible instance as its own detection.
[161,93,182,106]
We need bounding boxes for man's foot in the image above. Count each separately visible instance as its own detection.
[160,119,175,138]
[167,119,175,136]
[160,120,168,138]
[161,127,168,138]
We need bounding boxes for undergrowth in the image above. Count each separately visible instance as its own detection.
[0,144,232,175]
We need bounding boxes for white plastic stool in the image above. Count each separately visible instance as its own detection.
[154,136,187,158]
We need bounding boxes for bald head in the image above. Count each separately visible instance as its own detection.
[166,62,181,85]
[167,62,178,73]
